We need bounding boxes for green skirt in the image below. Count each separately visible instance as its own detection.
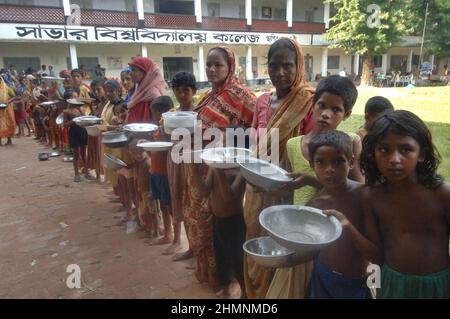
[378,264,450,299]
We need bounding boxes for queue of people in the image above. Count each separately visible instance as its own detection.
[1,38,448,299]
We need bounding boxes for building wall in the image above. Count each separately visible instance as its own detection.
[34,0,62,7]
[92,0,127,11]
[293,0,324,23]
[143,0,154,13]
[327,48,351,75]
[0,42,142,78]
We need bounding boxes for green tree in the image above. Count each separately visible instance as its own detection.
[325,0,412,85]
[409,0,450,58]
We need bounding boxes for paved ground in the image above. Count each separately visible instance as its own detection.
[0,136,217,298]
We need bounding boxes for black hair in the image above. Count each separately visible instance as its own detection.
[208,47,231,70]
[267,38,297,65]
[365,96,394,115]
[360,110,443,188]
[71,68,83,76]
[309,130,353,163]
[313,75,358,113]
[171,71,197,90]
[91,78,106,89]
[150,96,173,113]
[63,89,76,100]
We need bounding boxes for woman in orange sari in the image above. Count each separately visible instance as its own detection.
[0,75,16,146]
[243,38,315,299]
[185,47,256,290]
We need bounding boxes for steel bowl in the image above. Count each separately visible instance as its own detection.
[123,123,158,140]
[73,116,102,127]
[101,130,129,148]
[56,114,64,126]
[243,236,295,268]
[103,153,128,171]
[201,147,253,169]
[239,157,293,190]
[259,205,342,255]
[162,111,197,135]
[85,125,102,137]
[0,103,7,109]
[137,141,173,152]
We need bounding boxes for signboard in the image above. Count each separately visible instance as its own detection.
[0,23,323,46]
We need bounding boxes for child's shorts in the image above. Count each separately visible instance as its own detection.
[150,173,171,206]
[378,264,450,299]
[69,125,88,148]
[307,259,371,299]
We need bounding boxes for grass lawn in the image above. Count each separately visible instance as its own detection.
[185,85,450,179]
[337,86,450,181]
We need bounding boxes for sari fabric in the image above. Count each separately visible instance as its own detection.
[126,57,166,123]
[243,38,315,299]
[0,77,16,138]
[196,47,256,129]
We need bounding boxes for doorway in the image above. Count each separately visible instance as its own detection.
[162,57,193,83]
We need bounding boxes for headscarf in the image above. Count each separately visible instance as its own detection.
[196,47,256,129]
[258,38,315,160]
[127,57,166,110]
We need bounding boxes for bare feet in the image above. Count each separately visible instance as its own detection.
[185,259,197,270]
[172,249,194,262]
[148,236,172,246]
[162,242,182,255]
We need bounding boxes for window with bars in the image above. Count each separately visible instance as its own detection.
[327,56,340,69]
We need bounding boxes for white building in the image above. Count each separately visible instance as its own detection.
[0,0,441,85]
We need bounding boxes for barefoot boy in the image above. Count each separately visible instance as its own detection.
[304,130,380,298]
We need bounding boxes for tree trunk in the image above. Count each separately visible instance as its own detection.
[361,52,374,87]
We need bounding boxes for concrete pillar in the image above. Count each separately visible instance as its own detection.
[136,0,144,24]
[324,2,330,29]
[245,0,252,27]
[354,53,360,76]
[321,48,328,77]
[198,45,205,82]
[286,0,293,28]
[246,46,253,81]
[381,54,388,74]
[69,43,78,69]
[141,45,148,58]
[63,0,71,17]
[431,54,435,67]
[407,48,413,73]
[195,0,202,24]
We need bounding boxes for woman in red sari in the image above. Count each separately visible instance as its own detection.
[184,47,256,291]
[126,57,166,123]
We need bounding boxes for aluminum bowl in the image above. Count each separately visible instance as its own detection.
[201,147,253,169]
[101,130,129,148]
[123,123,158,140]
[239,157,293,190]
[85,125,102,137]
[103,153,128,171]
[56,114,64,126]
[73,116,102,127]
[259,205,342,255]
[162,111,197,135]
[243,236,295,268]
